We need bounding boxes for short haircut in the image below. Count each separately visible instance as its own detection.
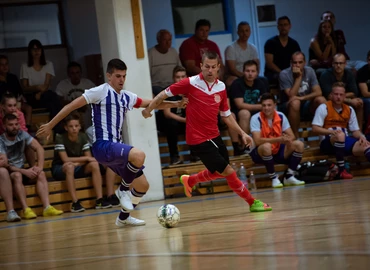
[243,60,258,71]
[278,16,291,24]
[156,29,171,42]
[27,39,46,67]
[195,19,211,31]
[1,93,16,105]
[260,93,276,103]
[201,51,220,64]
[321,10,335,20]
[64,112,80,125]
[106,58,127,74]
[237,21,250,30]
[333,53,346,62]
[291,51,306,61]
[172,66,186,77]
[367,50,370,60]
[3,113,17,123]
[0,54,8,61]
[67,61,82,72]
[332,82,346,91]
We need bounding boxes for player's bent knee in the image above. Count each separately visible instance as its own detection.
[290,100,301,111]
[129,148,146,165]
[260,143,272,154]
[238,109,251,120]
[294,140,304,151]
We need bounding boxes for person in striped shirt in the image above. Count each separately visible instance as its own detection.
[37,58,187,226]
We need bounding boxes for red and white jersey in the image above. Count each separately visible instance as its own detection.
[165,73,231,145]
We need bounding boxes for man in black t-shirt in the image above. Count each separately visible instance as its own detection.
[358,51,370,120]
[264,16,301,84]
[229,60,268,154]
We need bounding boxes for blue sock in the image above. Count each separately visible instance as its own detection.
[334,141,345,172]
[364,147,370,162]
[119,162,141,191]
[262,155,276,180]
[286,151,303,178]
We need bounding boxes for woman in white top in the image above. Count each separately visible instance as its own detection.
[20,39,62,126]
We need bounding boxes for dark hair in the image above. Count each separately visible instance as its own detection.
[27,39,46,67]
[1,93,16,105]
[291,51,306,62]
[367,50,370,60]
[260,93,276,103]
[64,112,80,125]
[3,113,17,123]
[195,19,211,31]
[67,61,82,72]
[237,21,250,30]
[201,51,220,64]
[156,29,171,42]
[172,66,186,77]
[243,60,258,71]
[321,11,335,20]
[278,16,291,24]
[106,58,127,74]
[316,20,336,50]
[332,82,346,90]
[0,55,8,61]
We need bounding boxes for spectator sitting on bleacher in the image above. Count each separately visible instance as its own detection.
[20,39,62,132]
[224,21,259,88]
[179,19,224,79]
[357,50,370,126]
[55,61,95,130]
[51,113,111,212]
[312,82,370,180]
[0,113,63,219]
[320,53,363,128]
[228,60,268,155]
[0,55,32,129]
[321,11,366,71]
[264,16,301,85]
[148,29,182,96]
[309,20,337,71]
[279,52,326,140]
[0,153,21,222]
[250,93,305,188]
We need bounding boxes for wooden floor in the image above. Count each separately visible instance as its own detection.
[1,177,370,270]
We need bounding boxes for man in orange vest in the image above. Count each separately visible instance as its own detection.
[250,93,305,188]
[312,82,370,179]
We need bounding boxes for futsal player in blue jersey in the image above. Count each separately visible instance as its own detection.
[37,58,187,226]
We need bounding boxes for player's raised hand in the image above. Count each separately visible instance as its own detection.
[142,108,152,119]
[36,123,52,140]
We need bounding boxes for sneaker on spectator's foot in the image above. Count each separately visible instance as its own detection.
[272,177,283,188]
[180,175,196,197]
[108,194,120,207]
[115,189,134,212]
[284,176,305,186]
[95,198,112,209]
[190,155,200,162]
[43,206,63,217]
[170,157,182,165]
[304,142,310,149]
[250,200,272,212]
[71,201,85,213]
[23,207,37,219]
[115,216,146,227]
[7,210,21,222]
[338,169,353,180]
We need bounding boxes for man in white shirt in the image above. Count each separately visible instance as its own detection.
[148,29,182,96]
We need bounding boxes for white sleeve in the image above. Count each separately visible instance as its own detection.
[123,90,139,110]
[20,64,28,80]
[250,114,261,132]
[281,113,291,131]
[82,84,107,104]
[348,107,360,131]
[44,61,55,76]
[55,81,65,96]
[312,104,327,127]
[225,45,235,61]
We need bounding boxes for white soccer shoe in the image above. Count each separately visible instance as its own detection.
[272,177,283,188]
[115,216,146,227]
[115,189,134,212]
[284,175,305,186]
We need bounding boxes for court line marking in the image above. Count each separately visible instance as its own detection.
[1,251,370,266]
[0,176,369,231]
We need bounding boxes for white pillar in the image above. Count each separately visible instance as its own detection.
[94,0,164,201]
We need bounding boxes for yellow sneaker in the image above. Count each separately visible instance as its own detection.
[23,207,37,219]
[43,206,63,217]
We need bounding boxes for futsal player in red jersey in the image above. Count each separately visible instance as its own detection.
[143,51,272,212]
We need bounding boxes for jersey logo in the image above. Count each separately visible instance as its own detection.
[214,94,221,103]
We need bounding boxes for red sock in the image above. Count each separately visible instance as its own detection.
[226,171,255,206]
[188,169,221,187]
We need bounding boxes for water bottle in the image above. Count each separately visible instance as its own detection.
[239,163,248,189]
[249,171,257,191]
[231,162,238,173]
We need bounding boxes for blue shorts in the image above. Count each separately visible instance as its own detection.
[92,140,142,179]
[250,144,289,164]
[320,136,358,156]
[51,165,88,181]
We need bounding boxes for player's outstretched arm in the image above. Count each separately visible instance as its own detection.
[142,90,169,118]
[36,96,87,139]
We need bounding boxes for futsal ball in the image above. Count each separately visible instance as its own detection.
[157,204,180,228]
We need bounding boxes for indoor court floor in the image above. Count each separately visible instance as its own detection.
[1,177,370,270]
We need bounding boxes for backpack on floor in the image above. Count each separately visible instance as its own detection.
[288,160,338,184]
